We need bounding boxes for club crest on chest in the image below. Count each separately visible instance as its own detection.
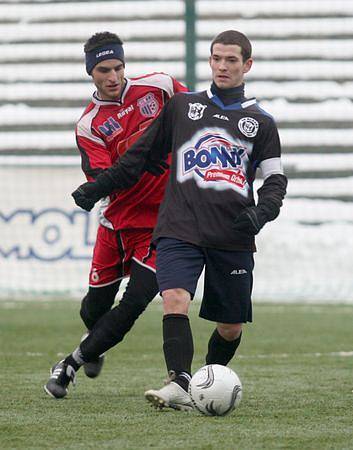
[188,103,207,121]
[137,93,159,117]
[238,117,259,138]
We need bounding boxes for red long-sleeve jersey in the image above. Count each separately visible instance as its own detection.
[76,72,187,230]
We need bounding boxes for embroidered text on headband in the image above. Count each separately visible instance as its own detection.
[85,43,125,75]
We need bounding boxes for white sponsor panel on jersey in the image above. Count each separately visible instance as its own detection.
[177,127,253,195]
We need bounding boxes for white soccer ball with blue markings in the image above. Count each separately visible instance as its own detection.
[189,364,242,416]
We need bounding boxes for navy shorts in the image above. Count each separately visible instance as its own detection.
[156,238,254,323]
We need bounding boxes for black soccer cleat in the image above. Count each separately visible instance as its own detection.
[80,332,105,378]
[44,360,76,399]
[83,354,105,378]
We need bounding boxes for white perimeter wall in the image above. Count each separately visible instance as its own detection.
[1,163,352,303]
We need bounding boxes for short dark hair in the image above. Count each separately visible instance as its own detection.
[84,31,123,53]
[210,30,252,62]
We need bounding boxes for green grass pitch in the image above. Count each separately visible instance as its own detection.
[1,300,353,449]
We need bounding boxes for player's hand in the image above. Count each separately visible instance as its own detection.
[233,206,268,236]
[144,159,169,176]
[71,182,101,212]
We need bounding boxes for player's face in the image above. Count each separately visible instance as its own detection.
[91,59,125,100]
[209,44,252,89]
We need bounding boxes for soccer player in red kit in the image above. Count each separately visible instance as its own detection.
[44,32,187,398]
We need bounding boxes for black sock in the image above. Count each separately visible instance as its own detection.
[163,314,193,388]
[63,348,84,372]
[79,300,144,360]
[206,329,242,366]
[80,262,158,361]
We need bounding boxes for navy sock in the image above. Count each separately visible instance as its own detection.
[163,314,194,385]
[206,329,242,365]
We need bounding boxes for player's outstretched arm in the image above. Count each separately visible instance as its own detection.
[72,101,172,211]
[72,178,114,212]
[71,160,170,212]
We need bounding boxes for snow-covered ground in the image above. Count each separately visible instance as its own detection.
[3,60,353,82]
[1,128,352,151]
[3,0,353,21]
[3,81,353,102]
[0,1,184,21]
[196,0,353,17]
[1,99,352,126]
[3,17,353,44]
[3,39,353,62]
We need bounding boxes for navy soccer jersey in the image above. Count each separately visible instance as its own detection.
[102,88,286,251]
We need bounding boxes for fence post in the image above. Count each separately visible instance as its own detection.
[185,0,196,91]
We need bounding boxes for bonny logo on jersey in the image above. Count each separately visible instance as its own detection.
[182,132,247,188]
[188,103,207,120]
[137,93,159,117]
[238,117,259,138]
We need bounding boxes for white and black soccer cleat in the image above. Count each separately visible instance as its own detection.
[44,360,76,399]
[144,371,194,411]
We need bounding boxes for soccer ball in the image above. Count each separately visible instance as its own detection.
[188,364,242,416]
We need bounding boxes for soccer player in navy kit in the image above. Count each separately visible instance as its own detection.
[72,30,288,411]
